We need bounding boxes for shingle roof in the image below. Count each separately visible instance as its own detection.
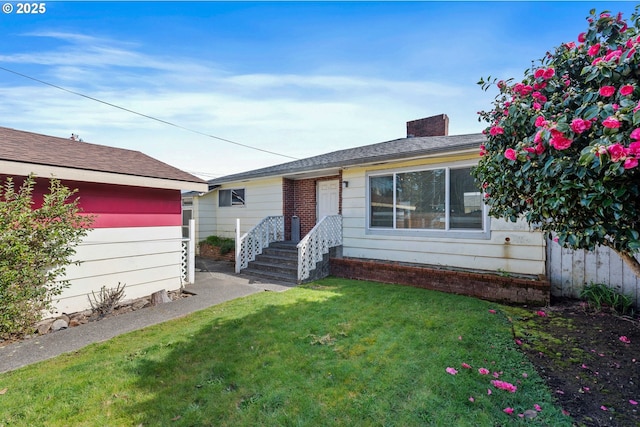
[209,133,485,185]
[0,126,205,184]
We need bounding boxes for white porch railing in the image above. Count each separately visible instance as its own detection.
[297,215,342,283]
[180,218,196,285]
[235,216,285,273]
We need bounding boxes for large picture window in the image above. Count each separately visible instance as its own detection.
[369,166,484,232]
[219,189,245,207]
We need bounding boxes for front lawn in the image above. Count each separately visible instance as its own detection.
[0,278,571,426]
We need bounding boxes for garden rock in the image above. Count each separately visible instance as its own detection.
[51,319,68,331]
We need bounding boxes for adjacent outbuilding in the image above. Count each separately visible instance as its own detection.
[0,126,208,314]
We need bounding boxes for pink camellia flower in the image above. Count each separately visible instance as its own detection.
[479,144,486,156]
[534,404,542,412]
[571,118,591,134]
[504,407,514,415]
[504,148,517,161]
[613,104,619,111]
[543,68,555,79]
[490,126,505,136]
[478,368,490,375]
[446,367,458,375]
[604,49,622,62]
[631,129,640,142]
[491,380,518,393]
[592,57,604,66]
[629,141,640,155]
[534,69,544,79]
[535,116,547,127]
[566,41,576,49]
[533,81,547,90]
[619,335,631,344]
[602,116,621,128]
[578,32,586,43]
[588,43,601,56]
[620,85,634,96]
[624,158,638,169]
[608,143,628,161]
[536,310,547,317]
[549,131,573,150]
[461,362,472,369]
[533,102,542,110]
[599,86,616,97]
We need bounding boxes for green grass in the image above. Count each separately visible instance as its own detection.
[0,278,571,426]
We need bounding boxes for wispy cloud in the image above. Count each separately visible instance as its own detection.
[0,30,486,177]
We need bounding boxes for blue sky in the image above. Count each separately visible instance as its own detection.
[1,1,637,179]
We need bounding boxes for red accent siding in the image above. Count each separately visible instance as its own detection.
[1,175,181,228]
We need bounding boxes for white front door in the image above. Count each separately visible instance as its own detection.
[317,180,339,222]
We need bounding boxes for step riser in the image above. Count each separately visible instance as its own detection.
[241,241,299,284]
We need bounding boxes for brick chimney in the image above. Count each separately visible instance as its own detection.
[406,114,449,137]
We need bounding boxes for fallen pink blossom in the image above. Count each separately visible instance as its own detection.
[534,404,542,412]
[487,389,492,395]
[515,339,523,345]
[619,336,631,344]
[536,310,547,317]
[446,367,458,375]
[478,368,490,375]
[601,405,608,411]
[503,407,514,415]
[630,400,638,405]
[491,380,518,393]
[469,396,475,402]
[488,309,496,314]
[461,362,472,369]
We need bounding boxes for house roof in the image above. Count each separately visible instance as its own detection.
[0,126,207,191]
[209,133,485,185]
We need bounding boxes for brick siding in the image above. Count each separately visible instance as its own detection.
[283,173,342,240]
[330,257,550,306]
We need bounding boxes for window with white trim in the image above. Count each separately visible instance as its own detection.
[219,189,245,207]
[369,166,484,232]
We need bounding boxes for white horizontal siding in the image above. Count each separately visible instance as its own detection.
[213,178,283,238]
[52,226,183,314]
[195,192,217,242]
[341,163,546,276]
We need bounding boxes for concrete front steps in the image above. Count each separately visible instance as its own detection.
[241,241,298,284]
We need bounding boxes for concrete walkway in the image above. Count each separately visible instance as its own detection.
[0,259,294,374]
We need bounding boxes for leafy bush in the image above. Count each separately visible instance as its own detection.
[474,7,640,276]
[0,175,92,339]
[203,235,235,255]
[580,282,635,315]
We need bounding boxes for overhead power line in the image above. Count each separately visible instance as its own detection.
[0,65,299,160]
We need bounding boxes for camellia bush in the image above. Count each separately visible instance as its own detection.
[0,175,92,339]
[474,7,640,276]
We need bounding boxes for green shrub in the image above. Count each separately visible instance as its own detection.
[579,282,635,315]
[203,235,235,255]
[0,175,93,339]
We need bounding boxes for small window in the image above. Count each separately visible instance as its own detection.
[219,189,245,207]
